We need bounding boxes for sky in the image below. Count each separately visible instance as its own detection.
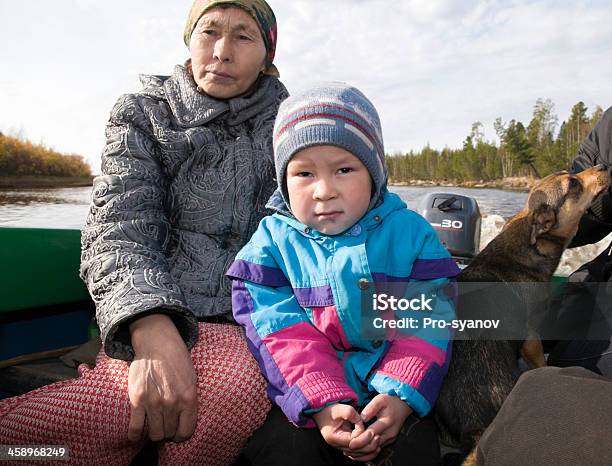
[1,0,612,174]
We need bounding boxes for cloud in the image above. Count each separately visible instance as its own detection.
[273,0,612,152]
[1,0,612,173]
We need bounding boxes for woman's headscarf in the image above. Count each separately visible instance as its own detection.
[184,0,278,76]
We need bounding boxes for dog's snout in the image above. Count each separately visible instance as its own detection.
[579,164,611,186]
[594,164,608,172]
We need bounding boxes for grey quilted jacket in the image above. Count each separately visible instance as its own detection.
[80,65,288,360]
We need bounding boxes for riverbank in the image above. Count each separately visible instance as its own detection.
[390,176,536,192]
[0,176,93,189]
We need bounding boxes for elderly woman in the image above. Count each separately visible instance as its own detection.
[0,1,287,464]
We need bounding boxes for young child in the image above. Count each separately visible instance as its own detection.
[227,83,459,465]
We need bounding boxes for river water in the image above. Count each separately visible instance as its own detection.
[0,185,609,275]
[0,187,92,229]
[0,185,527,229]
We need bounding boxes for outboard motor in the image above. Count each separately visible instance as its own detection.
[417,193,481,266]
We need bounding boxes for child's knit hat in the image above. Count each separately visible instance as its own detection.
[273,82,388,212]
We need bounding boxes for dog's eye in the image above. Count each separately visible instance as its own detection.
[568,177,582,191]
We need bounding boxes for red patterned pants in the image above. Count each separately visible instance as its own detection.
[0,323,271,465]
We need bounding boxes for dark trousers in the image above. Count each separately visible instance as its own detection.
[242,406,440,466]
[546,243,612,378]
[548,339,612,378]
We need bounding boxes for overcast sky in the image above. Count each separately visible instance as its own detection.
[1,0,611,174]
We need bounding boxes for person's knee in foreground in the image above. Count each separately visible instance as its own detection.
[0,1,287,464]
[475,366,612,466]
[227,83,460,465]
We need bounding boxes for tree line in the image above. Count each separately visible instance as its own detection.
[1,99,602,182]
[0,133,91,178]
[386,100,603,182]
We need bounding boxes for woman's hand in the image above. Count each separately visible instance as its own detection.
[127,314,198,443]
[359,394,413,447]
[312,404,381,462]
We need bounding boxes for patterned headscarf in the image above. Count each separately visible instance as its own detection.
[184,0,278,75]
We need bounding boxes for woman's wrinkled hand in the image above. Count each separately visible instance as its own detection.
[127,314,198,443]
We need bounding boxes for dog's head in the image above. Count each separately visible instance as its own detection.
[522,165,610,246]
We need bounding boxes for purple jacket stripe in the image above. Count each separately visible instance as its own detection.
[416,345,452,407]
[231,281,311,426]
[227,259,289,287]
[232,281,287,398]
[294,285,334,307]
[410,258,460,280]
[283,385,314,427]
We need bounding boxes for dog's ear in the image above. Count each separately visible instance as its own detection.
[529,204,557,245]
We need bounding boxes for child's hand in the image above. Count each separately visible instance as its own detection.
[313,404,381,462]
[360,394,413,447]
[344,421,381,462]
[312,404,366,450]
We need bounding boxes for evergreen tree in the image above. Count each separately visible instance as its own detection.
[384,99,604,184]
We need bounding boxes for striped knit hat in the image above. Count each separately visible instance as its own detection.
[273,82,387,212]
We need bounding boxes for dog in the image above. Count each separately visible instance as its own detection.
[434,165,611,465]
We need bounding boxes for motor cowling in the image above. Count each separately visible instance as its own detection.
[417,193,481,265]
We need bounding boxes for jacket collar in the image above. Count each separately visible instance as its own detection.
[268,189,406,239]
[148,64,283,128]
